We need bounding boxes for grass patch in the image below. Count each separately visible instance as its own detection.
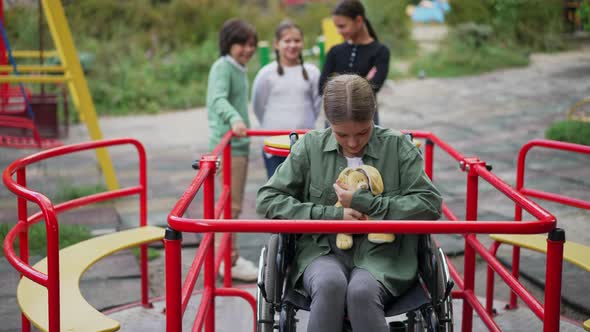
[131,247,161,261]
[545,120,590,146]
[54,183,108,204]
[410,36,529,78]
[0,223,92,258]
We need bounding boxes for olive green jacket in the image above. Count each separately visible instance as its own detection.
[256,126,442,296]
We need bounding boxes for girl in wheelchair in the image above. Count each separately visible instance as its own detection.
[256,74,443,332]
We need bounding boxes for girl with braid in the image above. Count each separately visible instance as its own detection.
[320,0,391,126]
[252,20,322,178]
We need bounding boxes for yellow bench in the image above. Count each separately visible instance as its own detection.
[17,226,165,332]
[490,233,590,331]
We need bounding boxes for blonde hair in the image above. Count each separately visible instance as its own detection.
[323,74,375,124]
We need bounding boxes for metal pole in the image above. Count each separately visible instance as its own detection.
[202,155,217,332]
[165,227,182,332]
[222,144,233,288]
[258,41,270,67]
[317,36,325,70]
[424,139,434,180]
[17,169,31,332]
[543,229,565,332]
[462,161,480,332]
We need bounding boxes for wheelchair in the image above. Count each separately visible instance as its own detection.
[256,232,454,332]
[257,132,453,331]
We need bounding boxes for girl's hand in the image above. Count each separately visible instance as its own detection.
[367,66,377,81]
[342,208,365,220]
[232,121,248,137]
[333,182,354,208]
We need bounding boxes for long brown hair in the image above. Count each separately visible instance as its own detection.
[274,20,309,81]
[323,74,375,124]
[332,0,378,42]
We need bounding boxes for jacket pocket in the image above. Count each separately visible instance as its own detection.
[309,183,323,199]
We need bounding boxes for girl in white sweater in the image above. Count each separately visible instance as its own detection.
[252,20,322,178]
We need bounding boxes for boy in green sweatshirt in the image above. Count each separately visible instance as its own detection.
[206,18,258,282]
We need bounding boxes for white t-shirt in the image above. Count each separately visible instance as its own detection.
[252,61,322,129]
[345,156,364,168]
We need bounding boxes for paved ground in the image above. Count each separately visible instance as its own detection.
[1,41,590,330]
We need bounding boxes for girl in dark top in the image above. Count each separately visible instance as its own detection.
[319,0,390,125]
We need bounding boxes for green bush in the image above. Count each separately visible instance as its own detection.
[4,0,413,115]
[446,0,566,52]
[446,0,492,26]
[410,26,529,78]
[363,0,417,58]
[53,183,108,203]
[580,1,590,31]
[545,120,590,146]
[0,223,92,257]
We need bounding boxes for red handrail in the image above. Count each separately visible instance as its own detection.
[2,138,151,332]
[165,129,564,332]
[502,139,590,310]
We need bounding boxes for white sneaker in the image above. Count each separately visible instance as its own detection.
[219,257,258,282]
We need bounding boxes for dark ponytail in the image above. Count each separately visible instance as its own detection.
[332,0,378,42]
[363,17,378,42]
[299,54,309,81]
[275,49,284,76]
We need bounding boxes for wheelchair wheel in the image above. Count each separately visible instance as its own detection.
[435,248,454,332]
[420,305,439,332]
[257,246,274,332]
[280,303,297,332]
[265,234,279,303]
[438,296,453,332]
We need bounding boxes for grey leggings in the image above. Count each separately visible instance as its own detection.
[302,254,392,332]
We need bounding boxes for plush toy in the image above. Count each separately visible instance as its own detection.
[334,165,396,250]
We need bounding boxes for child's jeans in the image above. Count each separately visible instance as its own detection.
[262,149,287,179]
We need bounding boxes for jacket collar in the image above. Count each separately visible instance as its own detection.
[223,55,247,72]
[323,125,380,160]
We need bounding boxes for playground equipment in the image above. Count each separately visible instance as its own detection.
[486,139,590,330]
[2,138,164,332]
[2,132,589,331]
[0,0,119,191]
[165,129,573,332]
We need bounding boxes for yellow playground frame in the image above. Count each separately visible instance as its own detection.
[0,0,119,190]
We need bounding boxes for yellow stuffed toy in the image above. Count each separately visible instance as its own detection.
[334,165,396,250]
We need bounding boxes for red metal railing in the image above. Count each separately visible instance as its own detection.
[2,138,152,332]
[487,139,590,311]
[166,130,565,332]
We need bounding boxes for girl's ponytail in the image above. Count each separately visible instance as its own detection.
[276,49,284,76]
[363,16,378,42]
[299,54,309,81]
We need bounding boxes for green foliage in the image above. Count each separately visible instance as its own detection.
[446,0,566,52]
[545,120,590,146]
[54,183,108,203]
[363,0,417,58]
[3,0,412,115]
[446,0,492,26]
[0,223,92,257]
[580,1,590,31]
[131,247,161,261]
[411,28,529,78]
